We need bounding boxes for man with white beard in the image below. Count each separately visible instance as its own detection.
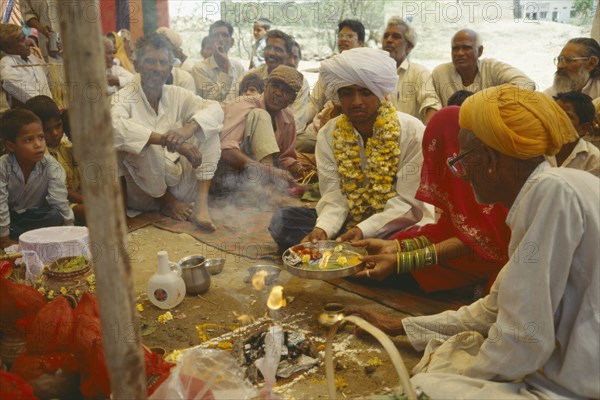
[544,38,600,99]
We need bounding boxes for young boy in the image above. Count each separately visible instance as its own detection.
[25,95,86,224]
[551,91,599,176]
[0,109,73,247]
[249,18,271,69]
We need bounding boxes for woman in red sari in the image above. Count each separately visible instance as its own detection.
[353,106,511,293]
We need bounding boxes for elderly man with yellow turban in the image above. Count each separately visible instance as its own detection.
[351,84,599,398]
[269,47,434,252]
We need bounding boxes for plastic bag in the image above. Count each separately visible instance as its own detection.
[149,348,257,400]
[255,325,283,395]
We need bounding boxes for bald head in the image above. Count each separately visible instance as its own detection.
[451,29,483,75]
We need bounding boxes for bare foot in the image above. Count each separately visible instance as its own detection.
[189,202,216,232]
[159,192,192,221]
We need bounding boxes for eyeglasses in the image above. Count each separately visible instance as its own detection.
[553,56,590,66]
[338,33,358,40]
[446,144,483,178]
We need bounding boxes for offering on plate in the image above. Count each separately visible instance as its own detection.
[282,241,367,279]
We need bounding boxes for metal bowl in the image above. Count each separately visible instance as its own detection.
[178,255,210,295]
[247,265,281,285]
[281,240,366,280]
[204,258,225,275]
[178,255,206,269]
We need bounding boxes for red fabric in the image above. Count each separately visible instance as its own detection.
[0,278,46,335]
[10,352,78,381]
[143,346,176,396]
[73,314,111,398]
[25,297,74,354]
[73,292,100,319]
[100,0,117,34]
[394,106,511,293]
[0,370,38,400]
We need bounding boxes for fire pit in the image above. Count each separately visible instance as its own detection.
[232,324,320,383]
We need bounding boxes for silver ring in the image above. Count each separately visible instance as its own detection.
[366,270,371,278]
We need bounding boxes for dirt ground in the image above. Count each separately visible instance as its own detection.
[127,225,422,399]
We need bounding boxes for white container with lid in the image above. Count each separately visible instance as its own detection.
[147,251,185,310]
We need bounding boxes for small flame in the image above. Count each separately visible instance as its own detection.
[251,270,269,290]
[233,311,256,325]
[267,285,286,310]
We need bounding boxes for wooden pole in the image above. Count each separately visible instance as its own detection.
[57,1,147,398]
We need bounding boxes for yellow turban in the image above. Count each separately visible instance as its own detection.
[459,84,579,159]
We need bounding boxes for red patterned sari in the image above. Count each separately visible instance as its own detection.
[395,106,511,293]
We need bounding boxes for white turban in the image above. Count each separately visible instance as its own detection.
[319,47,398,102]
[156,27,182,49]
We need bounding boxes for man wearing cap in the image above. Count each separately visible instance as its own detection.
[217,65,311,193]
[244,29,310,132]
[191,20,245,103]
[269,47,434,250]
[112,33,223,231]
[351,84,599,398]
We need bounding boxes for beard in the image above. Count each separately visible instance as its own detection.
[553,66,590,93]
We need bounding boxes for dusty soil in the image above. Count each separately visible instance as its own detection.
[128,225,422,398]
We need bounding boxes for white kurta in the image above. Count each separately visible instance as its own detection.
[545,138,600,177]
[403,163,600,398]
[245,65,310,132]
[391,60,441,120]
[315,111,435,239]
[111,81,223,206]
[0,54,52,104]
[432,58,536,106]
[171,68,197,93]
[107,65,134,95]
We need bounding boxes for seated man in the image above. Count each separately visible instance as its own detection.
[217,65,309,195]
[243,30,310,132]
[544,37,600,99]
[0,24,52,108]
[549,91,599,176]
[0,109,73,247]
[269,47,434,250]
[156,27,197,93]
[191,20,245,103]
[111,33,223,231]
[351,85,599,399]
[432,29,535,106]
[102,37,134,96]
[383,16,441,124]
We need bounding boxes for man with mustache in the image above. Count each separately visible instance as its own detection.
[383,16,441,125]
[269,48,434,250]
[191,20,245,104]
[544,37,600,99]
[431,29,535,107]
[111,33,223,231]
[243,30,310,133]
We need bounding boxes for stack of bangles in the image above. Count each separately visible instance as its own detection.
[395,236,438,274]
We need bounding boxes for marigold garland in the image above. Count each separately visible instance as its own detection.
[332,100,401,228]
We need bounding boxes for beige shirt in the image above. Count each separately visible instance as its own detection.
[245,65,310,132]
[545,138,600,177]
[191,55,245,103]
[391,60,441,120]
[432,58,536,106]
[171,68,196,93]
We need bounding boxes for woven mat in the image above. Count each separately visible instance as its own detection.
[327,276,473,317]
[127,212,166,232]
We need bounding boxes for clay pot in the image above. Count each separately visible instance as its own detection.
[42,256,93,303]
[0,333,26,368]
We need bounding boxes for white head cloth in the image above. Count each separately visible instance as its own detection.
[319,47,398,102]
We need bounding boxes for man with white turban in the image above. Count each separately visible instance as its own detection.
[269,47,434,251]
[350,84,599,398]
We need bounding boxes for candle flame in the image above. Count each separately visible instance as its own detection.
[251,270,269,290]
[267,285,286,310]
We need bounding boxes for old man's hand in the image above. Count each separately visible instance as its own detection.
[177,143,203,168]
[337,227,363,242]
[162,126,195,152]
[301,227,327,244]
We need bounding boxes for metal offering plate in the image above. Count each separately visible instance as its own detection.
[281,240,367,280]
